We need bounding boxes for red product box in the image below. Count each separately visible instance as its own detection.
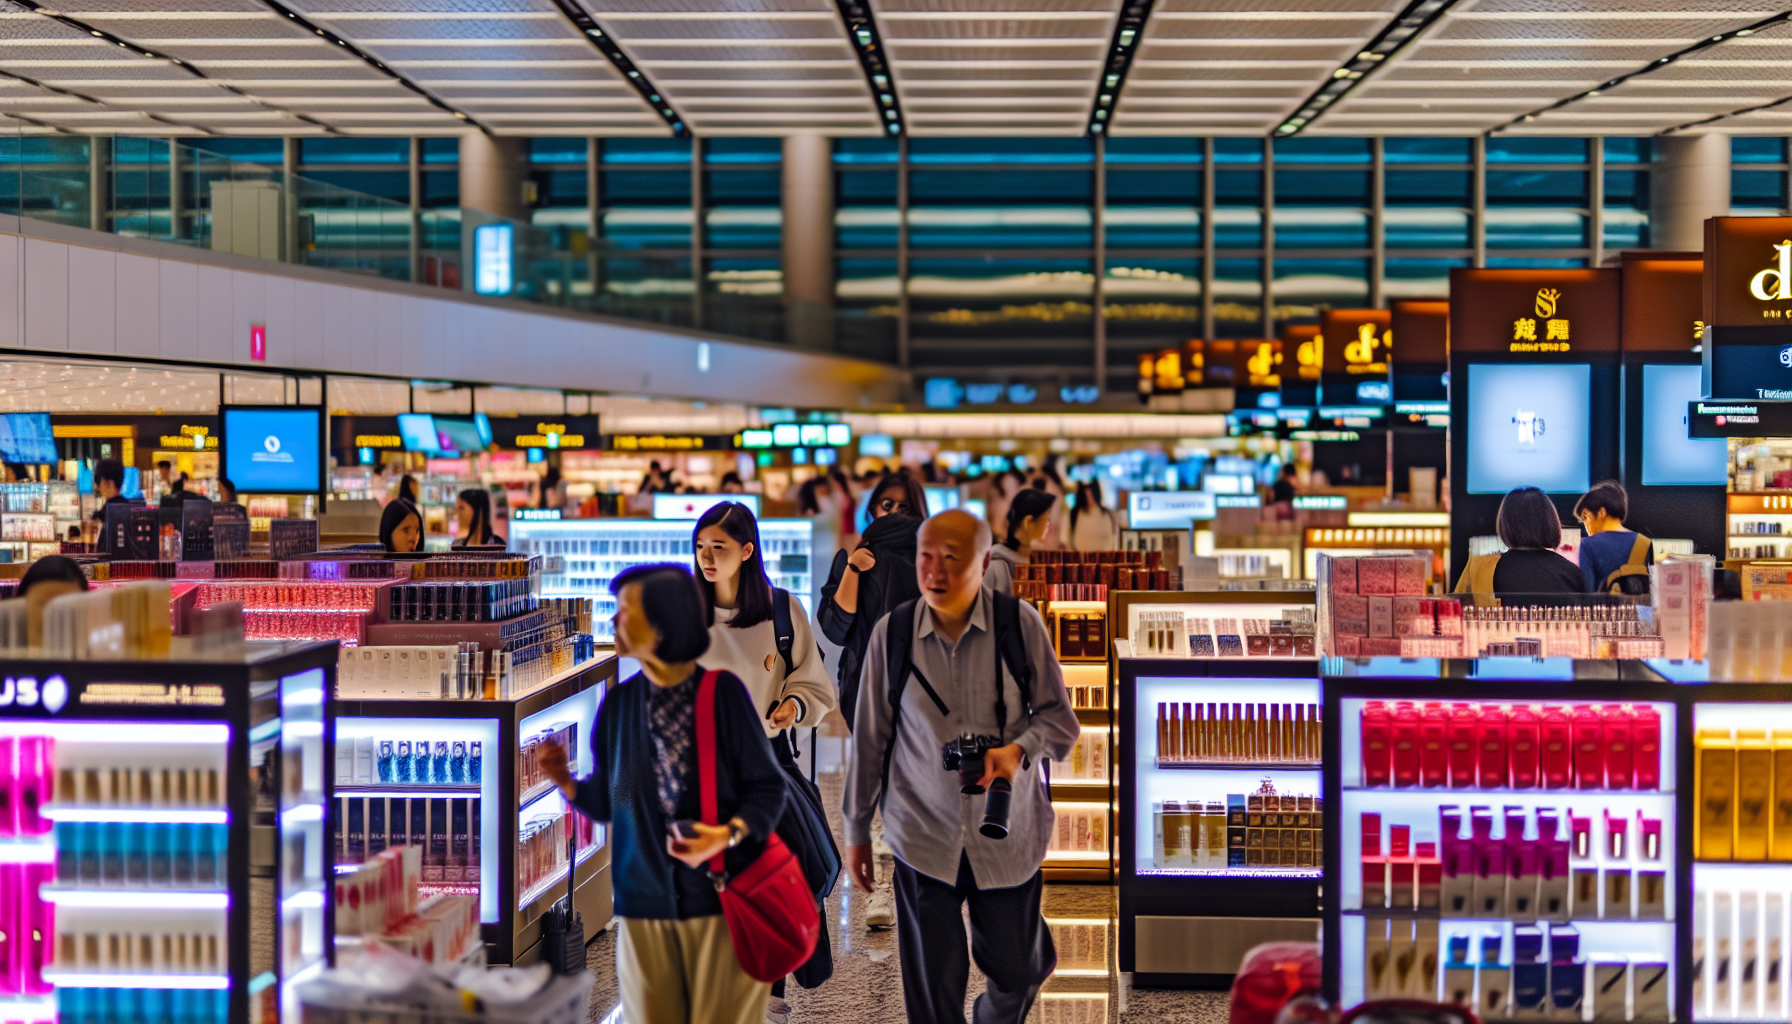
[1394,596,1427,637]
[1477,704,1509,788]
[1368,596,1395,638]
[1335,635,1361,657]
[1389,857,1415,910]
[1508,705,1541,789]
[1539,705,1573,789]
[1632,705,1662,790]
[1420,703,1448,787]
[1362,811,1383,856]
[1361,638,1403,657]
[1602,704,1634,790]
[1447,704,1478,788]
[1391,702,1421,788]
[1571,704,1603,789]
[1395,555,1428,596]
[1359,557,1398,596]
[1333,594,1370,620]
[1390,823,1412,857]
[1435,598,1464,637]
[1332,557,1359,595]
[1361,702,1392,787]
[1335,618,1370,639]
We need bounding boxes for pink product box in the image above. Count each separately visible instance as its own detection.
[1394,596,1428,637]
[1361,638,1403,657]
[1335,617,1369,638]
[1358,557,1398,596]
[1335,635,1361,656]
[1368,596,1395,638]
[1396,555,1428,596]
[1433,598,1464,637]
[1332,557,1359,595]
[1334,593,1369,620]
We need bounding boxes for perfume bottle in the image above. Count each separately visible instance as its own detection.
[432,742,449,784]
[394,741,411,784]
[469,741,482,784]
[413,737,432,783]
[450,742,467,784]
[377,741,394,783]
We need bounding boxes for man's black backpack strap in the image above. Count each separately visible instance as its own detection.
[988,591,1035,735]
[876,598,948,809]
[771,587,796,680]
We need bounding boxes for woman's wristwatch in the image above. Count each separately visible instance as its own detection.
[726,819,748,848]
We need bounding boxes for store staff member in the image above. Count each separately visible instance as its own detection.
[89,458,131,522]
[1575,480,1652,594]
[1454,486,1587,597]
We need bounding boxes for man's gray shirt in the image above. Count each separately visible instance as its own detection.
[843,587,1080,889]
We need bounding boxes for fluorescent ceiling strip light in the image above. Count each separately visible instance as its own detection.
[1276,0,1464,137]
[1085,0,1153,136]
[832,0,904,136]
[544,0,686,136]
[0,838,55,864]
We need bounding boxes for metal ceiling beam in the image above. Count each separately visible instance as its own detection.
[1086,0,1154,136]
[1495,9,1792,134]
[1275,0,1462,138]
[552,0,688,137]
[832,0,904,137]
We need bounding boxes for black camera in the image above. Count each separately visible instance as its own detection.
[941,733,1013,840]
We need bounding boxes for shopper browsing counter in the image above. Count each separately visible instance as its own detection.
[1575,480,1653,595]
[984,487,1056,597]
[379,500,423,554]
[1454,486,1587,597]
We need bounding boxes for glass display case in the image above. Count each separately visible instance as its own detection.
[0,641,338,1024]
[1322,666,1680,1023]
[0,481,80,562]
[1114,590,1322,984]
[508,518,813,643]
[325,653,617,966]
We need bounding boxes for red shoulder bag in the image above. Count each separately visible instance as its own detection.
[694,670,820,983]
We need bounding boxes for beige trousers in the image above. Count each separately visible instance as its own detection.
[617,914,772,1024]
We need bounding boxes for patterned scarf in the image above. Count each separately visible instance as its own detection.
[646,669,699,820]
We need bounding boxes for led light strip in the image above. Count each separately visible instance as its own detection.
[40,888,229,909]
[1504,10,1792,134]
[0,721,228,743]
[547,0,687,137]
[1085,0,1156,136]
[0,837,55,864]
[832,0,904,137]
[42,972,229,990]
[251,0,489,133]
[7,0,331,135]
[1276,0,1462,138]
[45,807,228,825]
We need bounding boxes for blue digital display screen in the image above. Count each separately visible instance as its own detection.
[397,413,441,453]
[1466,363,1591,495]
[434,416,485,455]
[1641,363,1728,486]
[0,413,56,464]
[222,407,322,494]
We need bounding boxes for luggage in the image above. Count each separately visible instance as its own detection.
[1229,942,1321,1024]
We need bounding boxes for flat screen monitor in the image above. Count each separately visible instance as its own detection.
[924,486,959,517]
[651,494,760,521]
[397,413,441,453]
[221,406,324,495]
[121,466,142,501]
[434,416,486,455]
[474,413,493,447]
[1641,363,1728,486]
[1465,363,1591,495]
[0,413,56,464]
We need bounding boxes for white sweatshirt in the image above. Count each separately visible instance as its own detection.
[704,596,838,737]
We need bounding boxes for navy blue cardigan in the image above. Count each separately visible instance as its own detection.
[572,668,787,920]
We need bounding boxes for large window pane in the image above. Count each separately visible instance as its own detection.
[1486,209,1586,249]
[1214,207,1262,248]
[603,208,693,249]
[1384,138,1470,164]
[704,256,782,342]
[1105,138,1203,164]
[836,145,897,249]
[3,136,90,228]
[909,138,1093,165]
[530,139,587,164]
[1106,168,1200,248]
[1604,169,1649,249]
[1733,138,1786,164]
[706,138,781,165]
[1273,258,1367,324]
[1486,137,1588,164]
[1385,257,1464,300]
[1104,258,1201,344]
[1486,256,1586,269]
[1275,169,1369,205]
[1604,138,1651,164]
[603,138,692,165]
[1385,208,1469,249]
[593,256,693,327]
[1733,169,1786,212]
[705,207,780,248]
[1213,258,1263,336]
[1214,138,1263,164]
[299,138,406,164]
[1273,137,1370,164]
[1386,169,1471,205]
[837,258,899,362]
[1487,170,1586,206]
[908,204,1092,249]
[1274,208,1368,249]
[304,171,407,203]
[908,257,1093,344]
[837,207,898,249]
[189,139,283,165]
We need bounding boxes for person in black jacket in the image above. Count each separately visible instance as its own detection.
[537,563,787,1024]
[817,469,928,726]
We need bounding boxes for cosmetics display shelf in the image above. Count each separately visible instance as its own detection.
[1042,662,1115,884]
[325,652,618,968]
[1322,668,1685,1024]
[0,641,339,1024]
[1116,651,1323,987]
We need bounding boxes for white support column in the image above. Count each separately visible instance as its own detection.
[1650,133,1730,251]
[781,134,835,350]
[458,134,529,222]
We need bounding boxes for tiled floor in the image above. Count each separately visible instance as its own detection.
[579,770,1230,1024]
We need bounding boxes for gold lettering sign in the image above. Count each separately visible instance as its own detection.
[1751,240,1792,302]
[1343,322,1389,374]
[354,435,403,448]
[1512,288,1570,352]
[536,422,568,435]
[159,435,217,450]
[1246,343,1281,387]
[180,425,209,437]
[612,435,698,451]
[1296,336,1322,380]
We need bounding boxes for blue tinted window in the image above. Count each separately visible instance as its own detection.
[1273,209,1367,248]
[704,207,779,248]
[1486,209,1585,249]
[1212,258,1263,333]
[1604,170,1648,208]
[602,171,691,206]
[187,139,283,164]
[1273,137,1369,164]
[909,170,1091,204]
[1604,209,1648,249]
[1274,258,1368,313]
[838,170,897,204]
[1105,258,1200,339]
[302,171,407,202]
[1734,169,1786,208]
[1275,170,1368,205]
[421,171,457,207]
[1386,170,1471,204]
[423,139,458,164]
[835,138,899,165]
[603,207,692,248]
[1384,257,1463,298]
[907,206,1092,248]
[1487,170,1586,205]
[1385,208,1468,249]
[1603,138,1650,164]
[1733,137,1787,164]
[705,170,779,204]
[536,171,587,206]
[836,206,897,248]
[706,138,782,165]
[1215,169,1263,205]
[1213,207,1261,248]
[1106,206,1198,248]
[1486,256,1586,269]
[1486,137,1588,164]
[909,138,1092,165]
[603,138,692,165]
[1104,138,1202,164]
[1384,138,1470,164]
[530,139,587,164]
[1213,138,1263,164]
[908,256,1093,340]
[1107,169,1200,204]
[299,138,407,164]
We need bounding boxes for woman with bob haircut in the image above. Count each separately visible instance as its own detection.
[1454,486,1588,596]
[535,563,789,1024]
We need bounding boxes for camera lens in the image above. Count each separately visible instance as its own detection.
[979,776,1012,840]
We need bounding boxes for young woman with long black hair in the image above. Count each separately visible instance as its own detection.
[985,487,1057,596]
[453,487,504,548]
[692,500,837,1024]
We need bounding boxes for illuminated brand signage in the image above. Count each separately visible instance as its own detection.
[1751,239,1792,305]
[1511,288,1572,352]
[1447,268,1617,357]
[355,435,403,448]
[0,674,68,713]
[1687,400,1792,437]
[517,421,585,448]
[158,425,217,450]
[1241,340,1282,388]
[608,434,700,451]
[514,508,562,521]
[1293,495,1347,511]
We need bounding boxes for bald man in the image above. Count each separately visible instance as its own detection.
[843,508,1080,1024]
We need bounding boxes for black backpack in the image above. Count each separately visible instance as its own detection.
[875,591,1037,806]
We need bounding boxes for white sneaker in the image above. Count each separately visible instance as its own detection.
[865,886,895,931]
[765,997,791,1024]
